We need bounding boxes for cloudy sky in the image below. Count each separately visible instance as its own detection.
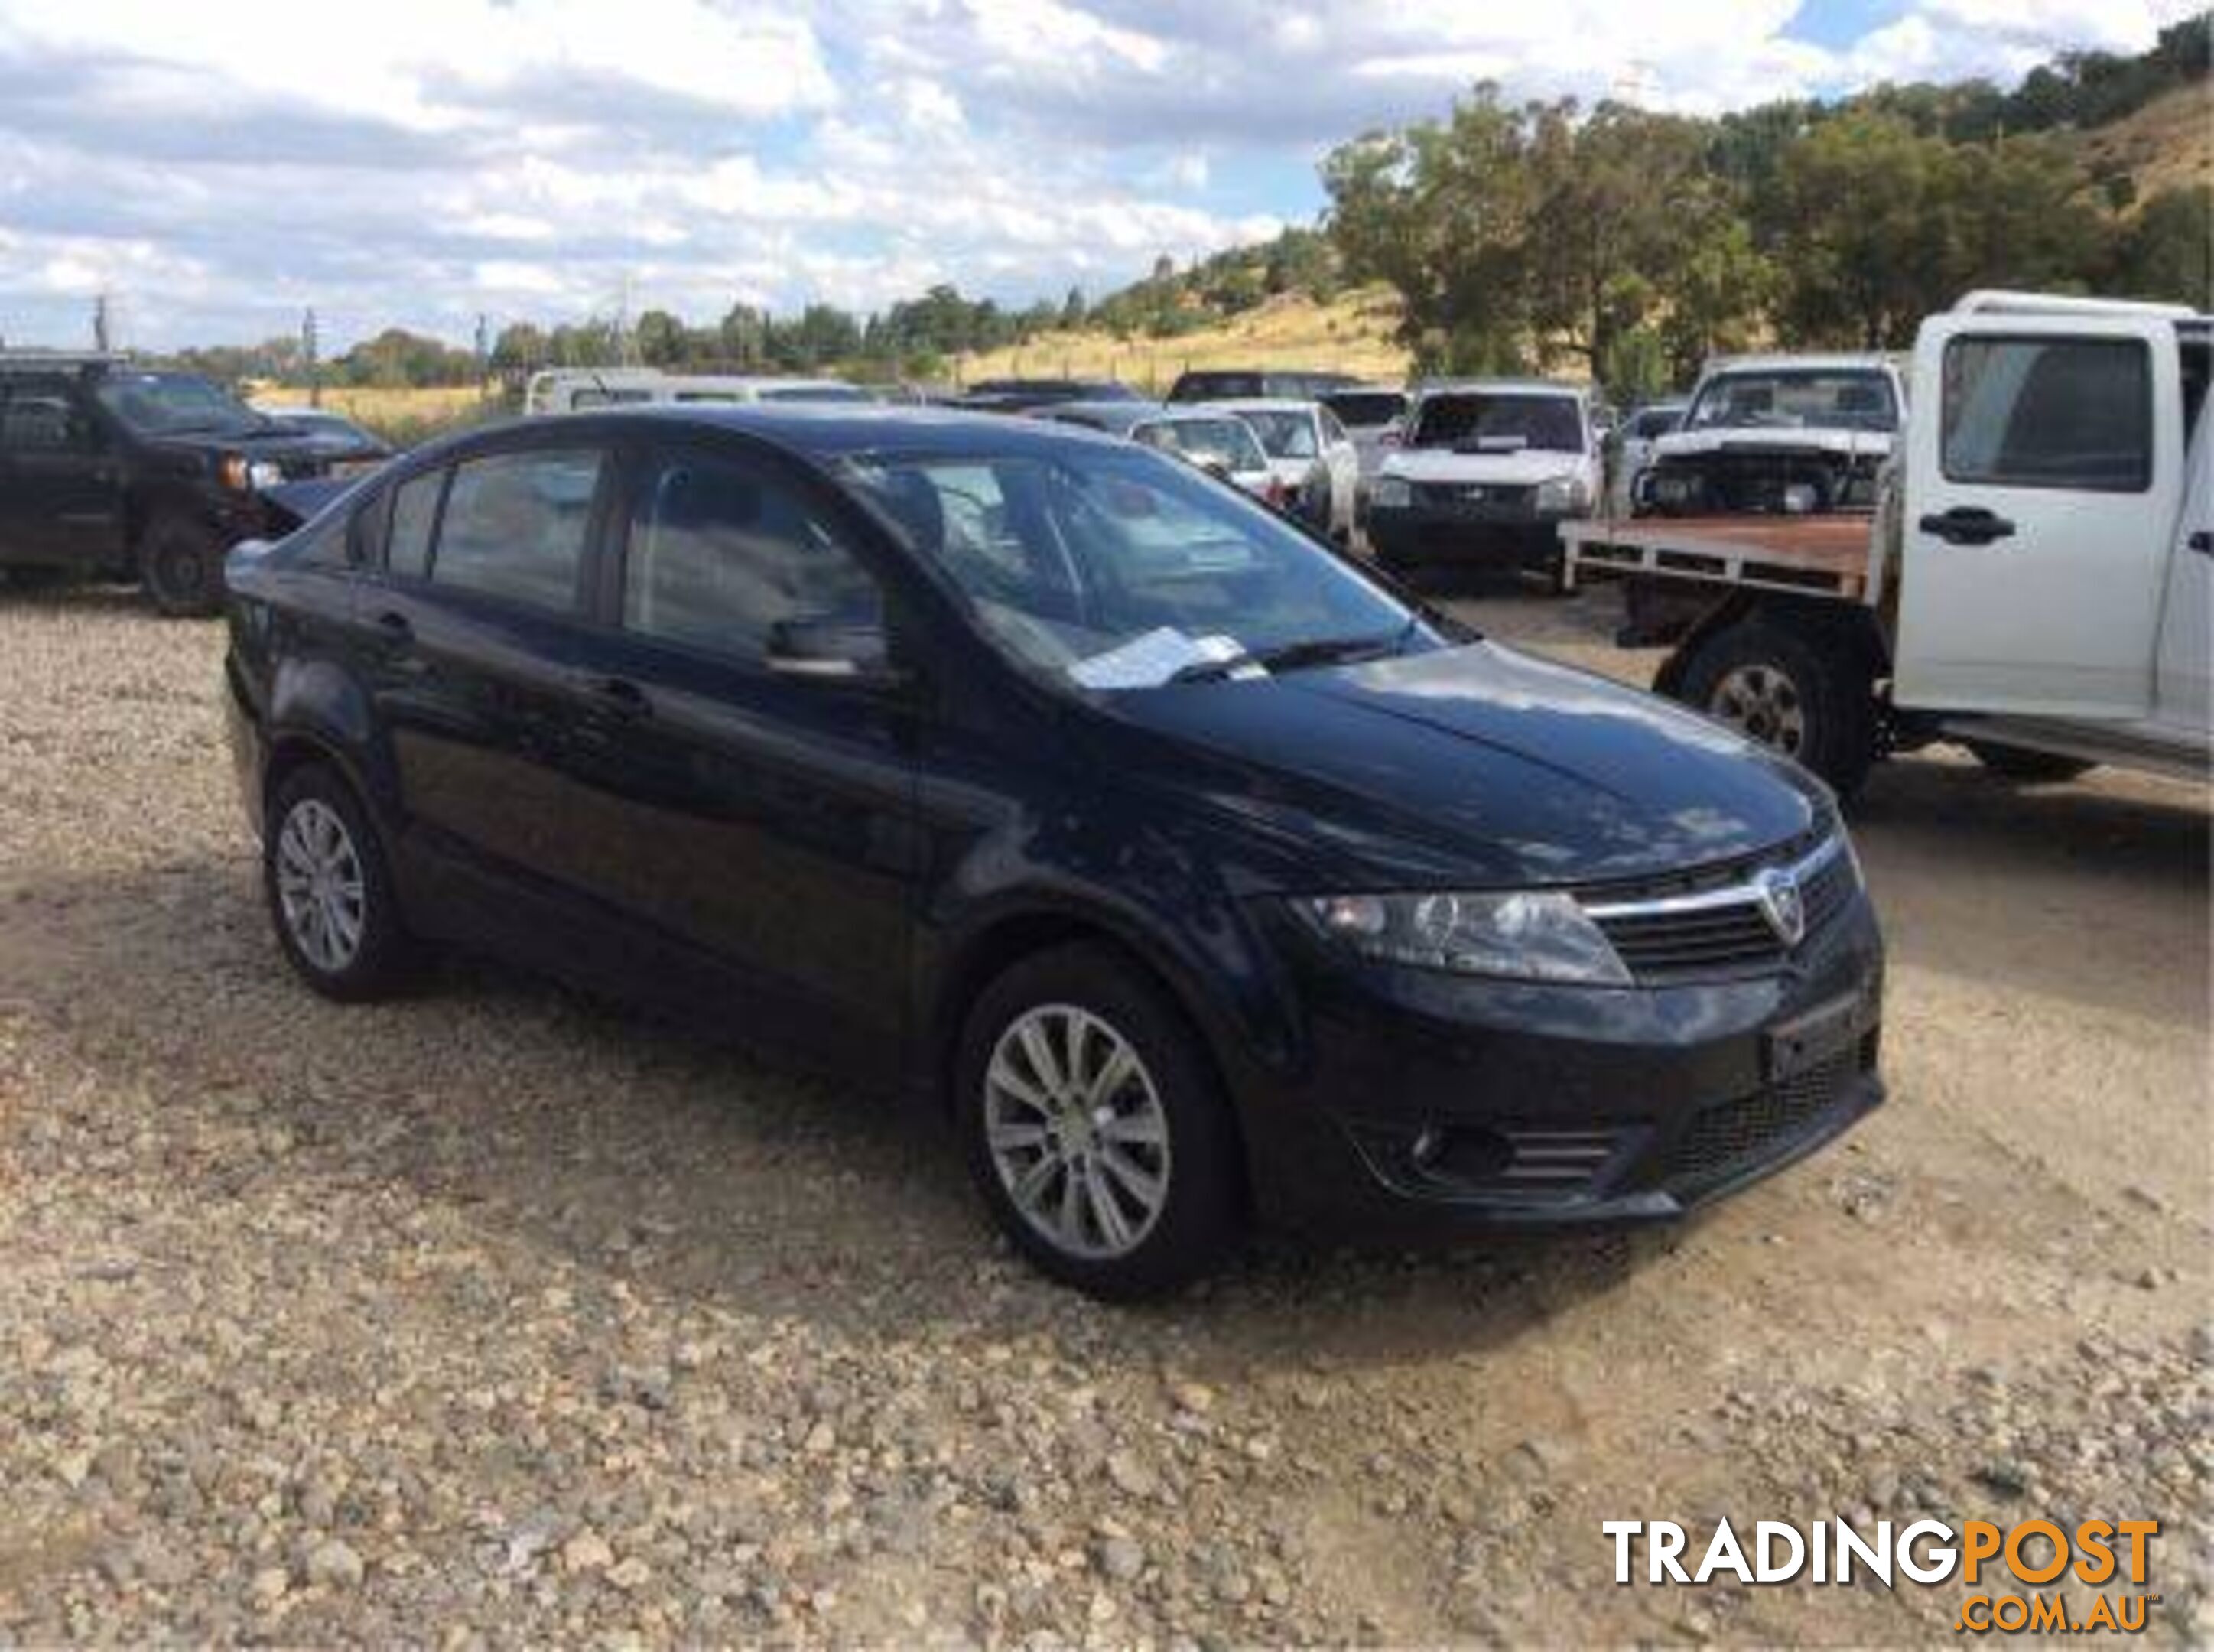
[0,0,2194,350]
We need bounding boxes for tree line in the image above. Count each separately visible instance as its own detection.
[1323,15,2210,393]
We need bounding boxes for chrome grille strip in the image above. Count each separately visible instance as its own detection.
[1579,832,1846,923]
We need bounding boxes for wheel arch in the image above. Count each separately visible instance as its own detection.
[921,899,1260,1206]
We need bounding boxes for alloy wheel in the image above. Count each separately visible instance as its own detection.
[1709,662,1807,756]
[274,797,367,974]
[983,1003,1172,1260]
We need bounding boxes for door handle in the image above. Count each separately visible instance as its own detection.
[371,610,415,647]
[1918,507,2017,546]
[568,672,652,720]
[2190,529,2212,558]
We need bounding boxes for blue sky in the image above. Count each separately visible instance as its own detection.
[0,0,2195,350]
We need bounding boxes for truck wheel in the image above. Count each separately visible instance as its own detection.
[1966,743,2095,784]
[1675,618,1876,798]
[139,515,225,617]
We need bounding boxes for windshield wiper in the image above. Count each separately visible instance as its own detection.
[1169,626,1413,685]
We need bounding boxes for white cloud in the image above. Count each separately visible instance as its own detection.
[0,0,2196,350]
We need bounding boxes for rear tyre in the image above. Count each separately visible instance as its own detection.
[955,943,1241,1299]
[1966,743,2095,784]
[1674,617,1876,798]
[139,515,225,617]
[264,765,418,1001]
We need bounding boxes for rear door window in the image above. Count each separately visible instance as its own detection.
[1941,337,2152,492]
[429,447,605,612]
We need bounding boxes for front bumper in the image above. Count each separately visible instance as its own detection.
[1233,893,1886,1237]
[1366,507,1565,571]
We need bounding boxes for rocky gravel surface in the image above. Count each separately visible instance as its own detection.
[0,581,2207,1645]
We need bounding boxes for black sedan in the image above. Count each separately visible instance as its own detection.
[222,405,1884,1298]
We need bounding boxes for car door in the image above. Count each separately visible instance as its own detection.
[0,377,126,568]
[355,437,623,914]
[2154,410,2210,736]
[558,436,921,1061]
[1894,314,2184,718]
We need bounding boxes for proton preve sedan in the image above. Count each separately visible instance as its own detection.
[223,406,1884,1298]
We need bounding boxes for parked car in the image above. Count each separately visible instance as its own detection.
[1166,368,1361,405]
[1614,398,1687,510]
[1318,386,1410,499]
[1039,400,1287,509]
[223,405,1884,1298]
[1199,399,1360,541]
[257,405,394,473]
[523,369,873,415]
[1637,356,1904,516]
[0,352,330,614]
[1563,290,2209,797]
[951,379,1143,415]
[1365,379,1604,588]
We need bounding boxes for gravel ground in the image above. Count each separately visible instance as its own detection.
[0,579,2207,1646]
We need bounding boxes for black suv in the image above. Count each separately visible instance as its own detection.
[0,353,330,614]
[223,406,1884,1298]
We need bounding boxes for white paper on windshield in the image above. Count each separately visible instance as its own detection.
[1068,628,1251,690]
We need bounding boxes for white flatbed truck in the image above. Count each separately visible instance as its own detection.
[1561,292,2211,797]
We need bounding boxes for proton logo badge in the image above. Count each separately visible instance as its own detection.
[1753,867,1806,946]
[1463,485,1487,501]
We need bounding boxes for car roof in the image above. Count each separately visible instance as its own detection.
[1194,397,1316,414]
[442,403,1144,463]
[1696,353,1896,376]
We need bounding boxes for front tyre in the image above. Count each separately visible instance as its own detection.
[956,944,1240,1299]
[1675,616,1876,798]
[139,514,225,617]
[264,765,418,1001]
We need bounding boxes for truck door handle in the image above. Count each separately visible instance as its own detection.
[569,673,652,720]
[372,610,414,648]
[1918,507,2016,545]
[2190,529,2212,558]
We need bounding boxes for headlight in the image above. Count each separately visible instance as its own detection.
[1293,890,1631,986]
[1371,476,1411,509]
[247,460,284,490]
[217,454,250,491]
[1534,474,1589,514]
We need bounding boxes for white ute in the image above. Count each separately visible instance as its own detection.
[1561,292,2210,795]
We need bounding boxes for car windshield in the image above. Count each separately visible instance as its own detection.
[1134,417,1268,473]
[1410,392,1583,453]
[844,447,1431,691]
[93,372,265,437]
[1231,408,1318,460]
[1627,406,1685,439]
[1322,391,1407,428]
[1686,369,1897,433]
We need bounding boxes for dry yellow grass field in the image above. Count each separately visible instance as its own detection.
[2072,82,2213,204]
[246,383,490,421]
[953,284,1411,392]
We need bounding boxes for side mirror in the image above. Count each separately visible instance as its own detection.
[766,613,906,690]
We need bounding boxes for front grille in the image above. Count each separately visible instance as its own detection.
[1413,480,1534,515]
[1584,833,1857,984]
[1665,1047,1858,1185]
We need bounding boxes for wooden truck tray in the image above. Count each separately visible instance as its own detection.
[1560,514,1876,600]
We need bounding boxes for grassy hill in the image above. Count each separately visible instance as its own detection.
[2069,81,2212,204]
[954,285,1409,392]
